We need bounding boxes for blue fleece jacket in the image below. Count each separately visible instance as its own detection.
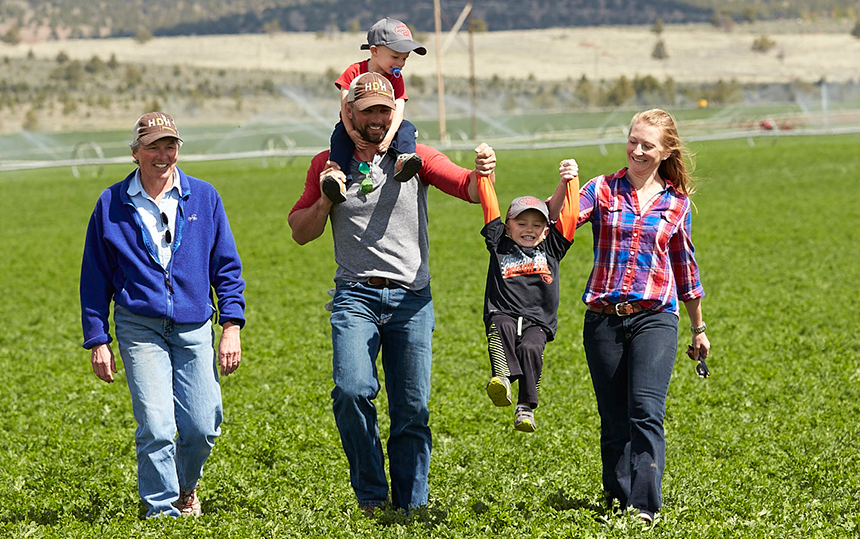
[80,167,246,349]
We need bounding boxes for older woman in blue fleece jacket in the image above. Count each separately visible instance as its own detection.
[79,112,246,519]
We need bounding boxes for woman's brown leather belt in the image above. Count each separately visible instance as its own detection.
[588,301,645,316]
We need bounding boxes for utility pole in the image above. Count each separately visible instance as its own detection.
[434,0,447,141]
[468,2,476,139]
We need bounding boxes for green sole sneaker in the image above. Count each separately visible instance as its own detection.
[514,407,536,432]
[486,376,512,407]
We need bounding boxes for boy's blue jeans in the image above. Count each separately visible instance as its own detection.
[582,308,678,519]
[329,281,434,510]
[114,305,222,518]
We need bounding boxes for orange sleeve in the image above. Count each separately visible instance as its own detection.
[555,177,579,241]
[415,144,474,202]
[477,173,500,224]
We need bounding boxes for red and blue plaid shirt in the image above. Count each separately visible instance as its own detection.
[577,168,704,315]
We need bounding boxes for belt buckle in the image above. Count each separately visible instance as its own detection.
[615,301,632,316]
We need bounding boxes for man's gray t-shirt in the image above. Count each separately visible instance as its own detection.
[329,152,431,290]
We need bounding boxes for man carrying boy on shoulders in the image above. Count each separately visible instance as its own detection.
[289,71,496,514]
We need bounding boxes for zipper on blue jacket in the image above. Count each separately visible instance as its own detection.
[125,199,175,320]
[162,193,188,322]
[164,271,174,320]
[124,200,163,268]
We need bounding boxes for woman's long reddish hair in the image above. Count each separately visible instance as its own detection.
[630,109,696,196]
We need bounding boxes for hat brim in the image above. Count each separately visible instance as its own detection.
[361,42,427,56]
[353,95,395,111]
[507,207,549,221]
[137,132,183,146]
[387,41,427,55]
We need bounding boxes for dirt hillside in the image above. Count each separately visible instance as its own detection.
[2,22,858,84]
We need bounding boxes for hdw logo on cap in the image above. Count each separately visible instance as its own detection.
[132,112,183,146]
[347,72,395,111]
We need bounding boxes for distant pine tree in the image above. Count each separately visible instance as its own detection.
[752,35,776,52]
[652,39,669,60]
[135,27,152,44]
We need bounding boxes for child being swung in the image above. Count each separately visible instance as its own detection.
[478,157,580,432]
[322,17,425,204]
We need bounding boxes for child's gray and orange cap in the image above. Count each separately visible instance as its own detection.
[361,17,427,55]
[506,196,550,222]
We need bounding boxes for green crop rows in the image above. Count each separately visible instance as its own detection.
[1,133,859,537]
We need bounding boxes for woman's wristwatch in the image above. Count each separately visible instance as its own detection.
[690,322,707,334]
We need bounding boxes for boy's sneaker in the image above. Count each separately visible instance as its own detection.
[394,153,422,182]
[486,376,512,407]
[174,487,202,517]
[322,174,346,204]
[514,405,536,432]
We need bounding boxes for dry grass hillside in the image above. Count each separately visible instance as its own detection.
[4,21,858,84]
[1,21,859,133]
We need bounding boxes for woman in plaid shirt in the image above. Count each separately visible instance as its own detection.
[573,109,711,523]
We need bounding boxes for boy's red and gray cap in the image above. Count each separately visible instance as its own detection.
[361,17,427,55]
[348,72,396,111]
[507,196,550,221]
[132,112,182,145]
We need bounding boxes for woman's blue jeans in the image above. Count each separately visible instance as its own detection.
[582,309,678,518]
[329,281,434,510]
[114,305,222,518]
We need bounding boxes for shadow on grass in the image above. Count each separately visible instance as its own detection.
[546,488,604,514]
[0,492,131,526]
[0,508,61,526]
[362,502,449,530]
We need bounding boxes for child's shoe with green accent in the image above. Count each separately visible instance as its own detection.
[486,376,512,407]
[514,405,536,432]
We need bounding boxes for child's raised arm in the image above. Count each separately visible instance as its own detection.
[475,144,500,224]
[341,88,369,152]
[547,159,579,241]
[379,98,406,154]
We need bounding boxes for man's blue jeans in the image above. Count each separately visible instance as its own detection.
[329,281,434,510]
[582,309,678,519]
[114,305,222,518]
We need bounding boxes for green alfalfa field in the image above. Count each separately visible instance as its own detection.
[1,133,859,538]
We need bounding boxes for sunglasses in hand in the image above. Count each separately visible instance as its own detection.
[686,345,711,379]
